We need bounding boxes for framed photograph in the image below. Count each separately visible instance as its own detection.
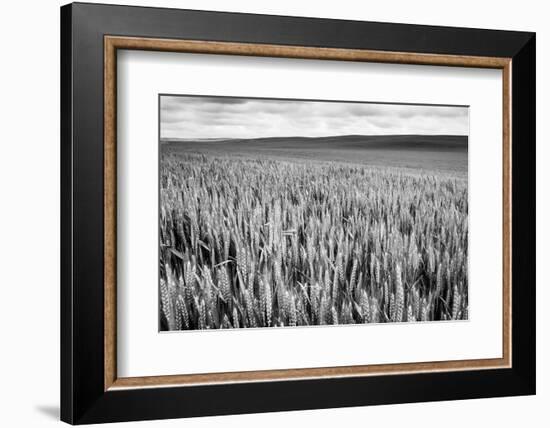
[60,2,535,424]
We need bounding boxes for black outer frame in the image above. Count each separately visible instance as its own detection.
[60,2,535,424]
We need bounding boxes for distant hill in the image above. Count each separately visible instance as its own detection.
[161,134,467,152]
[161,134,468,174]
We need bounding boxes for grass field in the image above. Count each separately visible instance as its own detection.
[159,135,468,331]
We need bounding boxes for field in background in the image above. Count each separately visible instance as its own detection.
[159,136,468,330]
[162,134,468,175]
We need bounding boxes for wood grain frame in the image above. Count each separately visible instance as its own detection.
[103,36,512,391]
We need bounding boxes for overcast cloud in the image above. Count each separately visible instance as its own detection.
[160,95,468,139]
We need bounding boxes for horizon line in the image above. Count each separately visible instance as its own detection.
[160,133,469,141]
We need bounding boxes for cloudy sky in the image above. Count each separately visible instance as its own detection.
[160,95,468,139]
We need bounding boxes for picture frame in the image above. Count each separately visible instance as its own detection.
[60,2,535,424]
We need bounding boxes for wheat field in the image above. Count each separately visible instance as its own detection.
[159,148,468,331]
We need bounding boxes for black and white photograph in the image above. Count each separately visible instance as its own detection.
[159,95,469,331]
